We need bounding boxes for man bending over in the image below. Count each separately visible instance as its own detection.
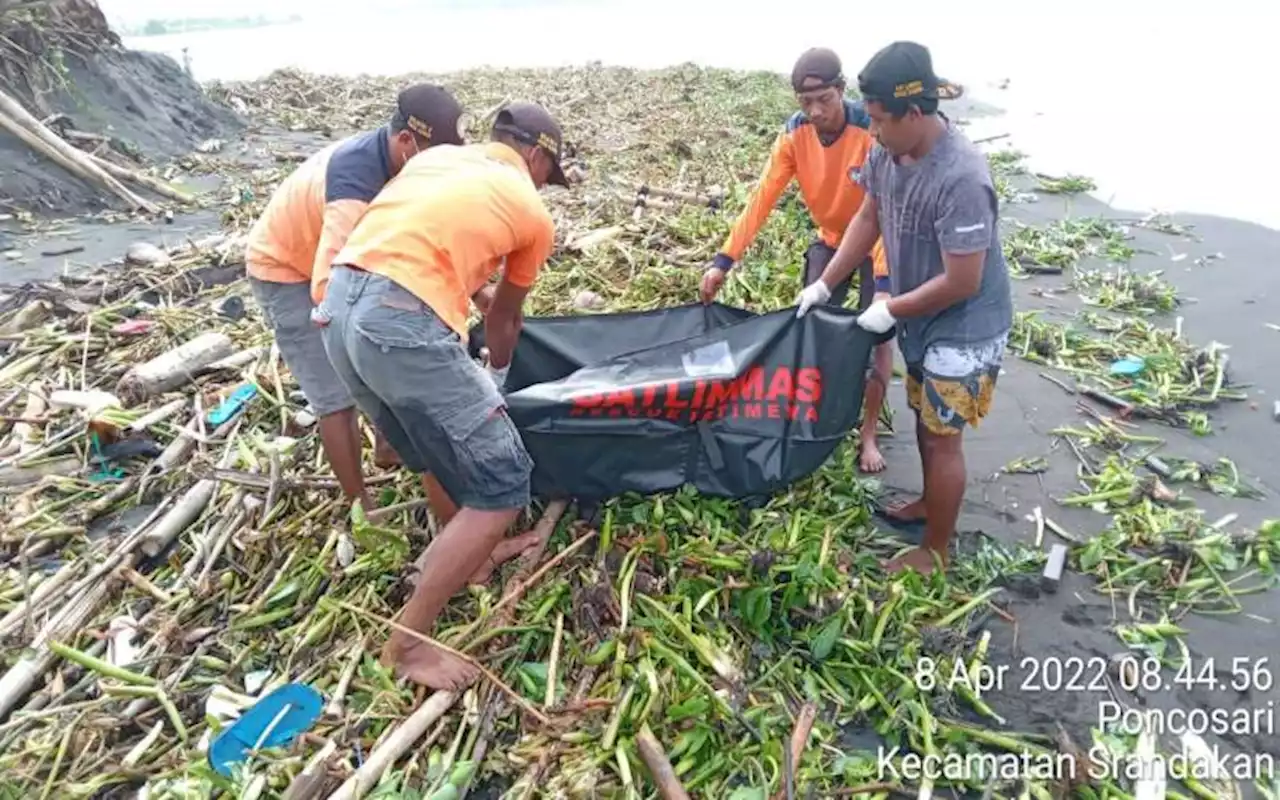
[322,103,569,689]
[245,84,465,511]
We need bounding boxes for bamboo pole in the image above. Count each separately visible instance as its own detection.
[0,90,160,214]
[636,724,691,800]
[0,561,133,720]
[139,427,238,558]
[325,690,459,800]
[115,332,235,405]
[84,151,195,204]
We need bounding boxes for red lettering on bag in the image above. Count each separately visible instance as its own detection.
[567,366,824,424]
[796,368,822,404]
[605,389,634,409]
[766,368,794,402]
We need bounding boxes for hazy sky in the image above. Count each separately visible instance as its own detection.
[97,0,593,25]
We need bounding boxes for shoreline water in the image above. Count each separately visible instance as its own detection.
[117,1,1277,232]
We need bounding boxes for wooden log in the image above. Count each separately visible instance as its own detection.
[0,299,53,334]
[147,414,200,475]
[0,561,132,720]
[85,151,195,205]
[325,690,459,800]
[636,724,691,800]
[771,702,818,800]
[139,433,237,557]
[283,739,338,800]
[125,398,188,434]
[0,90,159,214]
[203,346,266,373]
[115,332,235,406]
[0,455,81,488]
[0,381,46,458]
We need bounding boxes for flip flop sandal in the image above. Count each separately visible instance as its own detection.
[871,497,927,533]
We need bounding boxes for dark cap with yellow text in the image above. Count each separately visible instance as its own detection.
[857,42,963,104]
[492,101,569,187]
[391,83,466,146]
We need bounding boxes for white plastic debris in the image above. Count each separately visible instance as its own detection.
[572,289,606,311]
[244,669,272,695]
[106,614,141,668]
[336,533,356,568]
[205,684,255,725]
[49,389,122,415]
[125,241,170,267]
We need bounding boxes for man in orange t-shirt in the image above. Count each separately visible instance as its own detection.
[699,48,896,474]
[322,102,567,691]
[244,84,464,513]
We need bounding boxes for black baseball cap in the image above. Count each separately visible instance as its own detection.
[492,101,569,187]
[791,47,844,92]
[857,41,963,105]
[391,83,465,146]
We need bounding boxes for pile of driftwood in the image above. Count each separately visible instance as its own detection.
[0,87,194,213]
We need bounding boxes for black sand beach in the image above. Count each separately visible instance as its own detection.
[871,178,1280,766]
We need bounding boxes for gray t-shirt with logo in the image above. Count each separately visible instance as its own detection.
[858,121,1013,365]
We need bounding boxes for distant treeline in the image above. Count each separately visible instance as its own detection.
[121,14,303,37]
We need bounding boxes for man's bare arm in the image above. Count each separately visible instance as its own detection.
[819,194,881,289]
[483,280,530,369]
[886,249,984,319]
[471,284,497,316]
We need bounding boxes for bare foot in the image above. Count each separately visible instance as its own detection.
[373,437,402,469]
[884,546,946,575]
[467,531,543,585]
[382,635,478,691]
[859,438,886,473]
[881,496,926,523]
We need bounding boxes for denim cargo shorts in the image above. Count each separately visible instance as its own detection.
[320,265,533,510]
[249,276,354,417]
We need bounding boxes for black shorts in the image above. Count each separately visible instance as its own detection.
[802,240,877,311]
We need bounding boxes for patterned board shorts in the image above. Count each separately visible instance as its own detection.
[905,335,1007,436]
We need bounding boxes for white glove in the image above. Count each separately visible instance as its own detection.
[856,299,896,334]
[794,280,832,318]
[487,363,510,391]
[310,303,331,327]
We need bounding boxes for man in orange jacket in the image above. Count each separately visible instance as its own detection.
[244,84,465,513]
[700,48,895,473]
[322,103,568,690]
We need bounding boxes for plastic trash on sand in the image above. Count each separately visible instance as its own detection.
[1110,356,1146,377]
[207,383,258,426]
[208,682,323,776]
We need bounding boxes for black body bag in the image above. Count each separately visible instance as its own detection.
[469,302,892,502]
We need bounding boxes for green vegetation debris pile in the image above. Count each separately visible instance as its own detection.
[0,65,1275,800]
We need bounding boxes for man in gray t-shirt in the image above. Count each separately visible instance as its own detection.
[795,41,1013,575]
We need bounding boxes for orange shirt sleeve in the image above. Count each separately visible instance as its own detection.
[718,132,797,263]
[503,215,555,288]
[871,237,889,278]
[311,198,369,304]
